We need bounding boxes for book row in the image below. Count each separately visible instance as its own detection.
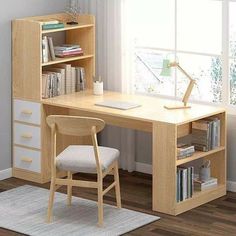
[42,64,85,99]
[177,166,194,202]
[192,118,221,152]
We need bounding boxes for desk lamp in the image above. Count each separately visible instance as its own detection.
[160,59,196,110]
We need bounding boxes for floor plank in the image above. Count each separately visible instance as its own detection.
[0,171,235,236]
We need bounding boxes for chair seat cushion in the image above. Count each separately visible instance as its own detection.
[56,145,120,173]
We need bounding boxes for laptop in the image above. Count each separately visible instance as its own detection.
[95,100,141,110]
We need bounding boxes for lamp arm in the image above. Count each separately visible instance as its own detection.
[182,80,195,106]
[173,64,195,106]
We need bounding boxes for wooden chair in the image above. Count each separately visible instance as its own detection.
[46,115,121,226]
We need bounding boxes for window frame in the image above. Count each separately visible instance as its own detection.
[131,0,236,114]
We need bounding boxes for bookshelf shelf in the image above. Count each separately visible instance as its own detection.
[42,54,94,67]
[176,146,225,166]
[175,184,225,215]
[42,23,94,34]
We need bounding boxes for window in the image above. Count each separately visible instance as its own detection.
[127,0,236,108]
[230,1,236,105]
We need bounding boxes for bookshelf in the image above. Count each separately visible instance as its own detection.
[173,112,226,214]
[12,13,95,183]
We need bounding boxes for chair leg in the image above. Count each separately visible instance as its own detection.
[47,178,56,223]
[97,178,103,227]
[114,161,122,209]
[67,171,72,206]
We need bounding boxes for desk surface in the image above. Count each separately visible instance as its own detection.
[42,90,225,125]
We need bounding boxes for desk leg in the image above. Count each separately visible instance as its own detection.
[152,122,177,215]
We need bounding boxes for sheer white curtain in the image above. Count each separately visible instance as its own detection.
[77,0,136,172]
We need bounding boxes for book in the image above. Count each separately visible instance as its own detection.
[42,23,64,30]
[47,37,56,61]
[42,36,49,63]
[177,143,195,159]
[39,19,60,25]
[71,67,76,93]
[55,51,84,58]
[194,177,218,191]
[54,45,81,51]
[56,64,72,94]
[78,67,86,90]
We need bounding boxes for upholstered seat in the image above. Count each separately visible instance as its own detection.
[56,145,120,173]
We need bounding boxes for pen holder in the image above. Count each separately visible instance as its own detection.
[93,81,103,95]
[199,167,211,182]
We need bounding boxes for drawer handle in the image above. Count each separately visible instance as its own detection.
[21,157,33,163]
[21,109,32,115]
[21,133,32,139]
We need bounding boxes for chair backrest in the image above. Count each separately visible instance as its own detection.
[46,115,105,136]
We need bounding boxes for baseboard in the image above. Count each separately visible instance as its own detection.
[227,181,236,192]
[0,168,12,180]
[135,162,152,174]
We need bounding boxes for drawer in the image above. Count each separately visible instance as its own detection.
[14,123,41,149]
[14,146,41,173]
[14,99,41,125]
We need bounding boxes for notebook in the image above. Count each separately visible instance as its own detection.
[95,100,141,110]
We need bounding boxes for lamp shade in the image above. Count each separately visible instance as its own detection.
[160,59,172,77]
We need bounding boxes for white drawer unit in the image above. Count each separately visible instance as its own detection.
[14,123,41,149]
[14,99,41,125]
[14,146,41,173]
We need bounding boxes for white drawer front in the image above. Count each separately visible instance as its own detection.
[14,146,41,173]
[14,123,41,149]
[14,99,41,125]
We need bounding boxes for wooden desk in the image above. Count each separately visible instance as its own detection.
[41,90,226,216]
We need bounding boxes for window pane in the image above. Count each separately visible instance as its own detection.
[177,0,222,54]
[134,49,175,96]
[176,54,222,103]
[229,2,236,57]
[130,0,175,49]
[230,59,236,105]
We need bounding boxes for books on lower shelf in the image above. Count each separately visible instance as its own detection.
[42,65,86,99]
[177,166,194,202]
[192,117,221,152]
[194,177,218,191]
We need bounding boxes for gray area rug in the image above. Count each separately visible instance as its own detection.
[0,185,160,236]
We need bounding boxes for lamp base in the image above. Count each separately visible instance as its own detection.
[164,104,191,110]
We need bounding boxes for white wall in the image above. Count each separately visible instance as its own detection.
[0,0,68,171]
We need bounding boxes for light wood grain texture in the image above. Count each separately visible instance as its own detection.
[42,90,225,125]
[46,115,121,226]
[152,122,177,215]
[12,19,41,101]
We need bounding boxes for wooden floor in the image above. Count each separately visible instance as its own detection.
[0,171,235,236]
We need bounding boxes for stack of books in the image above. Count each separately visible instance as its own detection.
[194,177,218,191]
[40,19,64,30]
[54,44,84,58]
[177,143,195,160]
[192,118,221,152]
[177,166,194,202]
[42,64,86,99]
